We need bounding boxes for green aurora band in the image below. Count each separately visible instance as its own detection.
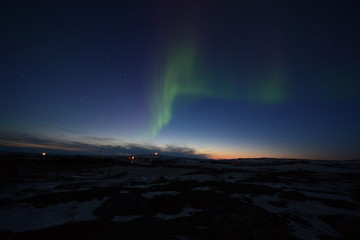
[149,38,288,136]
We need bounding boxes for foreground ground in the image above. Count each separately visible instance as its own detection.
[0,156,359,240]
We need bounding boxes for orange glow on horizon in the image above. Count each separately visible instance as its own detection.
[206,150,324,160]
[204,148,303,160]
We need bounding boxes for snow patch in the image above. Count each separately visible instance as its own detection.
[0,199,106,232]
[142,191,180,199]
[154,206,202,220]
[112,215,143,222]
[192,186,212,191]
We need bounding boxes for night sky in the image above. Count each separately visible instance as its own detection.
[1,0,359,159]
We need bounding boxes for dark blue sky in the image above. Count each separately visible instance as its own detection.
[1,0,359,159]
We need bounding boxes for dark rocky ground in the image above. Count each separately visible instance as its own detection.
[0,157,359,240]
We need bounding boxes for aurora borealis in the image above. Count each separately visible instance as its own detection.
[150,37,287,136]
[150,38,201,136]
[1,1,360,159]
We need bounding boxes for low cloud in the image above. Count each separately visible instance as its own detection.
[0,130,209,159]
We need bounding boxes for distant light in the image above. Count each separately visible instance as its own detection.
[42,152,46,156]
[154,152,158,156]
[129,156,135,163]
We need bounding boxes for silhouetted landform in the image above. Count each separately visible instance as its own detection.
[0,152,359,239]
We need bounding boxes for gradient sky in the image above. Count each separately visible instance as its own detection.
[1,0,359,159]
